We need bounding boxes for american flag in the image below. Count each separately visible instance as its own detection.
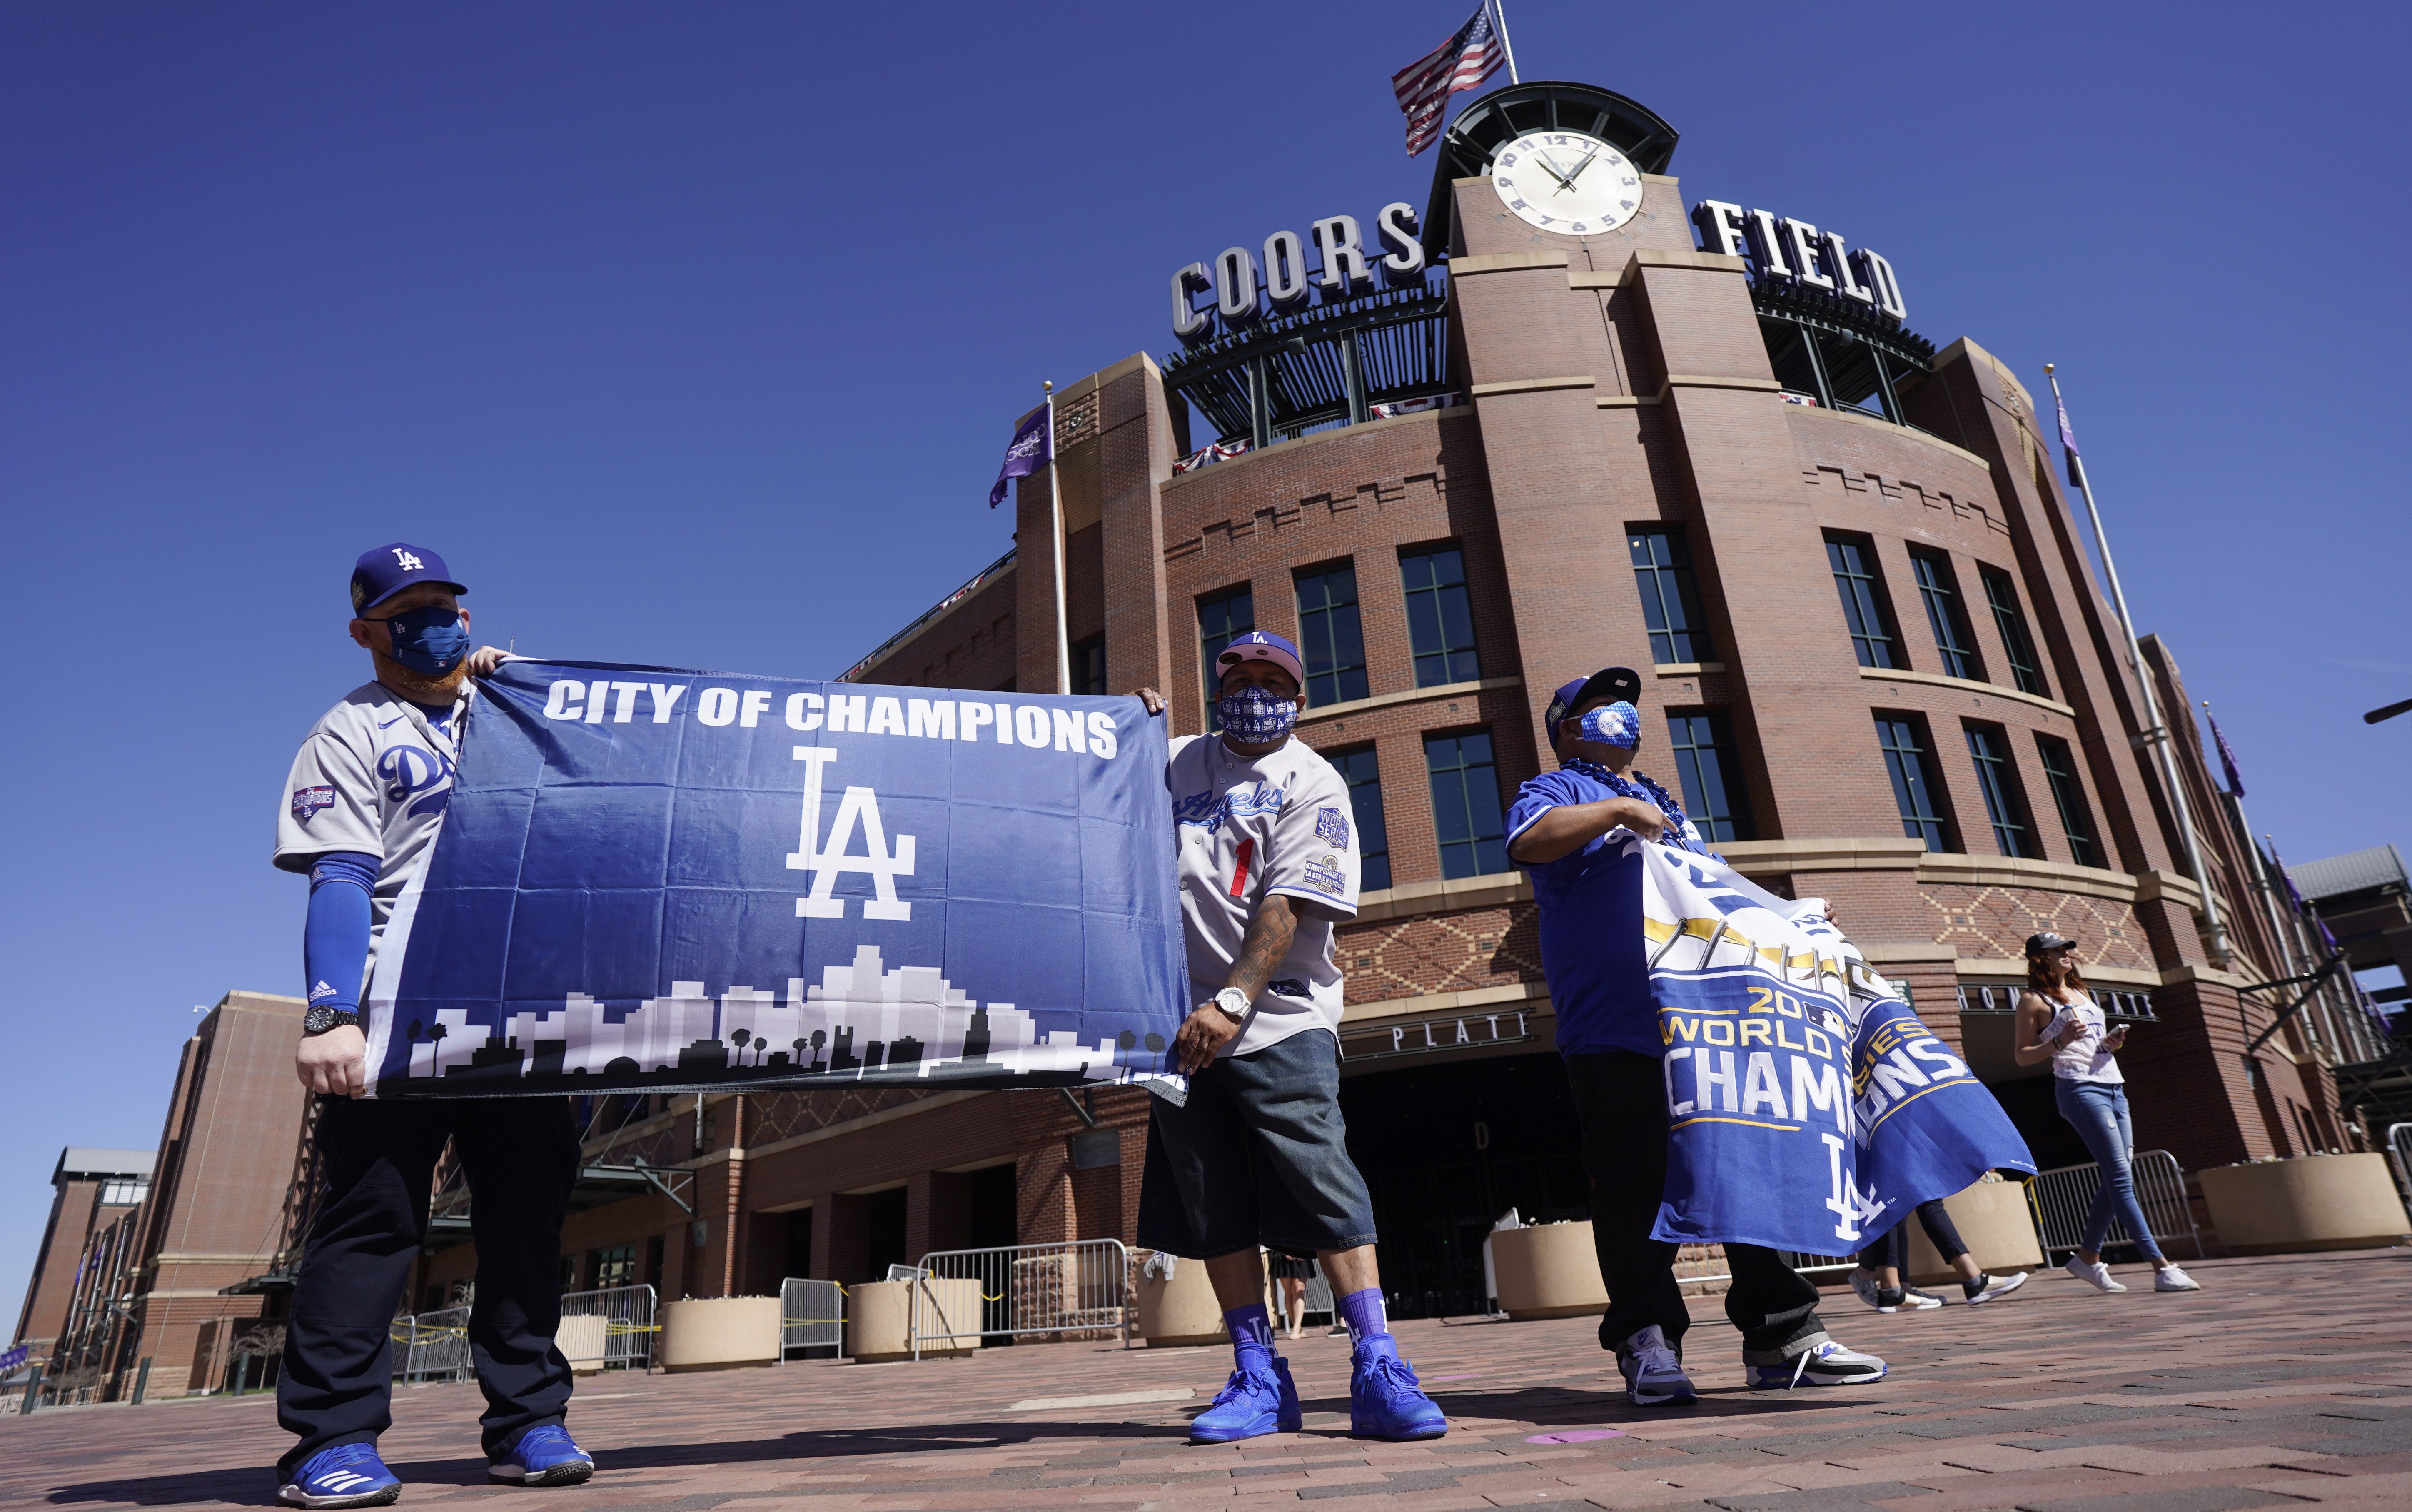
[1392,5,1505,157]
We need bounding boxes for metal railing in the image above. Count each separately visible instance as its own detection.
[910,1240,1132,1359]
[559,1284,657,1372]
[2025,1149,2203,1260]
[393,1305,473,1384]
[2386,1123,2412,1213]
[779,1277,845,1359]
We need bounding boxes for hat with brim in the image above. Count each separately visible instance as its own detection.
[351,542,467,616]
[1545,666,1642,746]
[2024,931,2078,956]
[1215,631,1305,692]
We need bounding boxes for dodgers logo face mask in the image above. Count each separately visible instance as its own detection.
[1218,684,1300,742]
[1578,701,1642,751]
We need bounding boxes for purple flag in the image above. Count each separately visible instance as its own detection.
[2207,711,2246,798]
[2054,391,2083,488]
[988,406,1051,508]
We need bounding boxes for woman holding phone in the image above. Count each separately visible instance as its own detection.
[2014,932,2201,1293]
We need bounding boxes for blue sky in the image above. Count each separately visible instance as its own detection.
[5,2,2406,1324]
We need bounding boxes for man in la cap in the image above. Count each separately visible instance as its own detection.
[270,545,596,1506]
[1506,668,1887,1406]
[1132,631,1447,1445]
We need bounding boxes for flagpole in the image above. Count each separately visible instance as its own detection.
[2044,362,2230,967]
[1490,0,1521,84]
[1044,380,1071,696]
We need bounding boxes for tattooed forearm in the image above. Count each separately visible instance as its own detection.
[1225,893,1301,1005]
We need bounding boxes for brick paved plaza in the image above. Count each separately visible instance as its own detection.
[5,1252,2407,1512]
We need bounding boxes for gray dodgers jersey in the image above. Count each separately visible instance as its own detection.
[273,681,472,976]
[1168,732,1362,1057]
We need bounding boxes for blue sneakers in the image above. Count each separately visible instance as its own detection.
[279,1442,401,1509]
[1188,1357,1300,1444]
[488,1425,595,1487]
[1348,1335,1448,1440]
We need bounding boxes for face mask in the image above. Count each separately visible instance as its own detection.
[379,604,470,676]
[1217,684,1299,742]
[1578,701,1641,751]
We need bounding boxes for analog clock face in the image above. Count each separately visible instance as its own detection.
[1489,131,1643,235]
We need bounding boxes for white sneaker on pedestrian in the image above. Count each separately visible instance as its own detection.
[1746,1339,1887,1389]
[1964,1270,2027,1305]
[1900,1285,1945,1310]
[2062,1255,2126,1292]
[2153,1265,2201,1292]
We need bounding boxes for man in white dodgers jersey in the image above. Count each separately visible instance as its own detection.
[1132,631,1447,1446]
[268,544,595,1507]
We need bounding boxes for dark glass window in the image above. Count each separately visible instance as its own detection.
[1981,566,2048,697]
[2035,734,2100,868]
[1425,729,1508,879]
[1665,711,1754,843]
[1072,635,1107,696]
[1964,722,2036,858]
[1628,528,1714,665]
[1401,545,1481,687]
[1328,744,1392,892]
[1294,563,1369,707]
[1197,585,1255,730]
[1910,549,1982,681]
[1876,716,1955,852]
[1826,536,1901,669]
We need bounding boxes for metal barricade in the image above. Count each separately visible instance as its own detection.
[558,1284,657,1373]
[393,1305,473,1384]
[779,1277,845,1360]
[2025,1149,2202,1259]
[2387,1124,2412,1213]
[911,1239,1132,1359]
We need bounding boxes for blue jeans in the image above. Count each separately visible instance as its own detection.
[2053,1078,2165,1262]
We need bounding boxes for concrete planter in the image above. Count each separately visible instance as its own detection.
[2198,1154,2412,1255]
[1135,1255,1232,1347]
[845,1279,984,1363]
[658,1296,780,1374]
[1491,1223,1608,1320]
[1905,1180,2045,1285]
[555,1313,609,1375]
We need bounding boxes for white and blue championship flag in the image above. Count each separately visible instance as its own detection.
[359,660,1188,1100]
[1637,843,2034,1251]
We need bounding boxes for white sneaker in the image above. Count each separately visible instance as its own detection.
[1965,1270,2027,1305]
[1746,1339,1887,1389]
[2062,1255,2126,1292]
[2153,1265,2201,1292]
[1900,1285,1945,1310]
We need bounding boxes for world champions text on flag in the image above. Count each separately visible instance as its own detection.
[1391,5,1505,157]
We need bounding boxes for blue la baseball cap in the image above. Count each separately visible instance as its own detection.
[1214,630,1305,691]
[351,543,467,615]
[1544,666,1641,746]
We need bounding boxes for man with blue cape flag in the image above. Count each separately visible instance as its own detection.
[1508,669,2033,1406]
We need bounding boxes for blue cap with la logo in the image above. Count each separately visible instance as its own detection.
[351,542,468,615]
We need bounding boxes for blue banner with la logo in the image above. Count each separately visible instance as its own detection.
[361,659,1188,1099]
[1635,843,2033,1252]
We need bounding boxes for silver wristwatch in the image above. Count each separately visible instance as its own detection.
[1210,987,1252,1025]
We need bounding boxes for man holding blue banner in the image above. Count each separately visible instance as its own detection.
[1133,633,1448,1446]
[1507,669,1891,1405]
[269,545,594,1507]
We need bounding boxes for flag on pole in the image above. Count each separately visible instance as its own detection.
[2206,709,2246,798]
[988,406,1051,508]
[2053,389,2084,487]
[1392,5,1506,157]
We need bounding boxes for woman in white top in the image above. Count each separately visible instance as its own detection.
[2013,932,2200,1293]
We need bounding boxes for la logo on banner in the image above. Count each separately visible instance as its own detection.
[786,747,916,919]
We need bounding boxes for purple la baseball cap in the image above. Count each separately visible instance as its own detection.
[350,542,467,615]
[1544,666,1642,746]
[1214,630,1306,691]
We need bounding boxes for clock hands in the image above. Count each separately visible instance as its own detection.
[1561,145,1602,186]
[1531,151,1577,193]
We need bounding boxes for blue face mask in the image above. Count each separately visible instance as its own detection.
[1217,684,1300,743]
[379,604,470,676]
[1578,701,1641,751]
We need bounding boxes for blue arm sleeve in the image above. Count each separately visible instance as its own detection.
[304,851,377,1015]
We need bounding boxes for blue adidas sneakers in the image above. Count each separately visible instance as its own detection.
[279,1443,401,1509]
[1349,1335,1448,1440]
[1188,1357,1302,1444]
[488,1425,595,1487]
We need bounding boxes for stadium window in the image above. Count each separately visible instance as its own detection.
[1629,526,1714,665]
[1980,566,2049,698]
[1072,635,1107,696]
[1825,535,1902,669]
[1197,584,1255,730]
[1294,562,1369,706]
[1327,744,1392,892]
[1909,548,1983,681]
[2035,734,2100,868]
[1964,722,2038,858]
[1424,729,1509,879]
[1665,711,1754,843]
[1400,544,1481,687]
[1875,715,1956,853]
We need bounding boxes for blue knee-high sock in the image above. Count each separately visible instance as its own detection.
[1338,1288,1390,1348]
[1225,1305,1275,1376]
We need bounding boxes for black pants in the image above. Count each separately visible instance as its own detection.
[1567,1050,1827,1360]
[277,1095,579,1475]
[1858,1199,1968,1272]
